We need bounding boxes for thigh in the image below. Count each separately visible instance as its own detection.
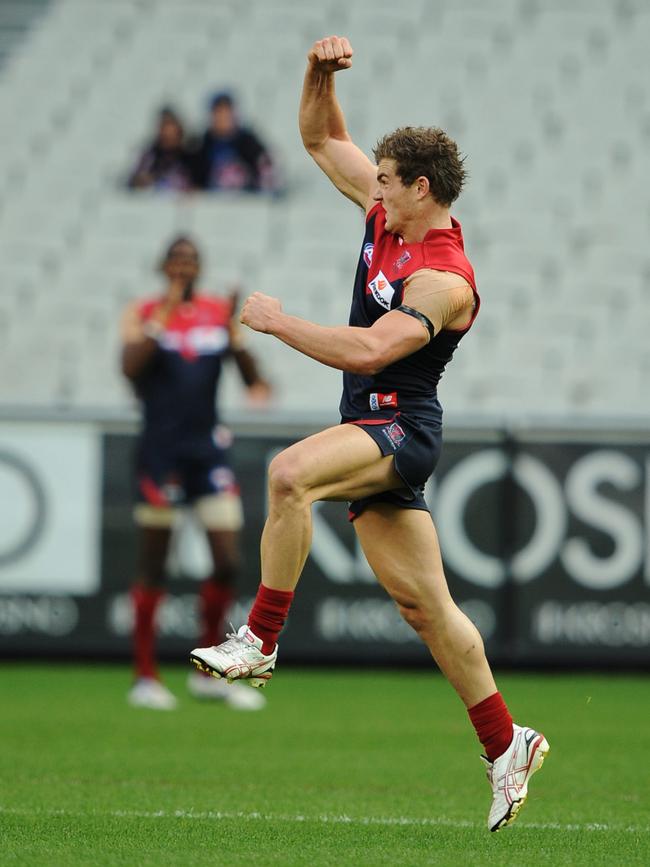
[353,503,452,607]
[135,445,184,521]
[277,423,405,503]
[186,445,244,533]
[195,493,244,532]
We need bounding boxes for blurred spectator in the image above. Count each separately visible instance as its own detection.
[192,91,279,193]
[128,107,194,192]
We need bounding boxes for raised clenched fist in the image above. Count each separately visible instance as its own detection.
[307,36,353,73]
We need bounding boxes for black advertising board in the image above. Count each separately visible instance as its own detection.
[508,441,650,661]
[0,420,648,666]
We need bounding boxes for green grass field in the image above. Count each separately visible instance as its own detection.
[2,665,649,866]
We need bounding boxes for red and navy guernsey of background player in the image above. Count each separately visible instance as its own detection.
[133,294,236,504]
[340,201,480,421]
[135,295,232,443]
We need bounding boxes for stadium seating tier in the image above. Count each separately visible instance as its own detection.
[1,0,648,421]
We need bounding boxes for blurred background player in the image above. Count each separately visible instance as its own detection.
[121,235,270,711]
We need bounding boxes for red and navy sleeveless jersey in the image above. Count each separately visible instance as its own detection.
[340,202,480,419]
[134,294,232,445]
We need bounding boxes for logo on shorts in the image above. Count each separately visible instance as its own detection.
[212,424,233,449]
[209,467,237,494]
[163,483,183,504]
[394,251,412,270]
[381,422,406,450]
[367,270,395,310]
[363,243,374,267]
[369,392,398,411]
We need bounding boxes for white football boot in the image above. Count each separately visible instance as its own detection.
[482,724,550,832]
[190,624,277,688]
[128,677,178,711]
[186,671,266,711]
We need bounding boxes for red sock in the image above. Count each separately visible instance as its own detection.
[468,692,514,762]
[200,580,234,647]
[248,582,294,654]
[131,586,165,680]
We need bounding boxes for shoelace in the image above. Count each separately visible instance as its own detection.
[217,625,260,660]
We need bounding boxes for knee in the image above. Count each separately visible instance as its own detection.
[398,601,430,636]
[395,587,447,637]
[268,451,308,503]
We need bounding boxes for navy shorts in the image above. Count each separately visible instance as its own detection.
[136,435,238,508]
[342,409,442,521]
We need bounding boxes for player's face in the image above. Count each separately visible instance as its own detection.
[373,160,415,235]
[164,242,200,285]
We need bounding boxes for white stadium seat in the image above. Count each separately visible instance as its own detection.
[0,0,648,420]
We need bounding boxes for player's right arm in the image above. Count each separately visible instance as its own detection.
[299,36,376,210]
[121,280,186,380]
[120,301,160,381]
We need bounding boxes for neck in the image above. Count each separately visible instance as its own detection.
[400,205,452,243]
[166,280,194,303]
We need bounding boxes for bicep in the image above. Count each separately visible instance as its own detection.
[309,138,376,208]
[366,309,430,369]
[402,272,475,332]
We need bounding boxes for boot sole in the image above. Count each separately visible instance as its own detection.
[189,653,272,689]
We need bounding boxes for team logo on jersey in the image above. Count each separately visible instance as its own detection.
[367,270,395,310]
[394,251,412,270]
[381,421,406,450]
[363,243,374,267]
[369,392,398,411]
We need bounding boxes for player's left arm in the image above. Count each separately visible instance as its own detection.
[240,273,475,375]
[238,293,415,375]
[231,343,272,403]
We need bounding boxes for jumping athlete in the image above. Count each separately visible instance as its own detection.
[122,235,269,712]
[190,37,549,829]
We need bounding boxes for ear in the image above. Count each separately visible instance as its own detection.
[415,175,430,199]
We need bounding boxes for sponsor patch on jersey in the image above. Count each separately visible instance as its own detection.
[369,392,398,411]
[381,421,406,450]
[367,270,395,310]
[394,250,412,270]
[186,326,230,355]
[160,326,229,357]
[363,242,374,267]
